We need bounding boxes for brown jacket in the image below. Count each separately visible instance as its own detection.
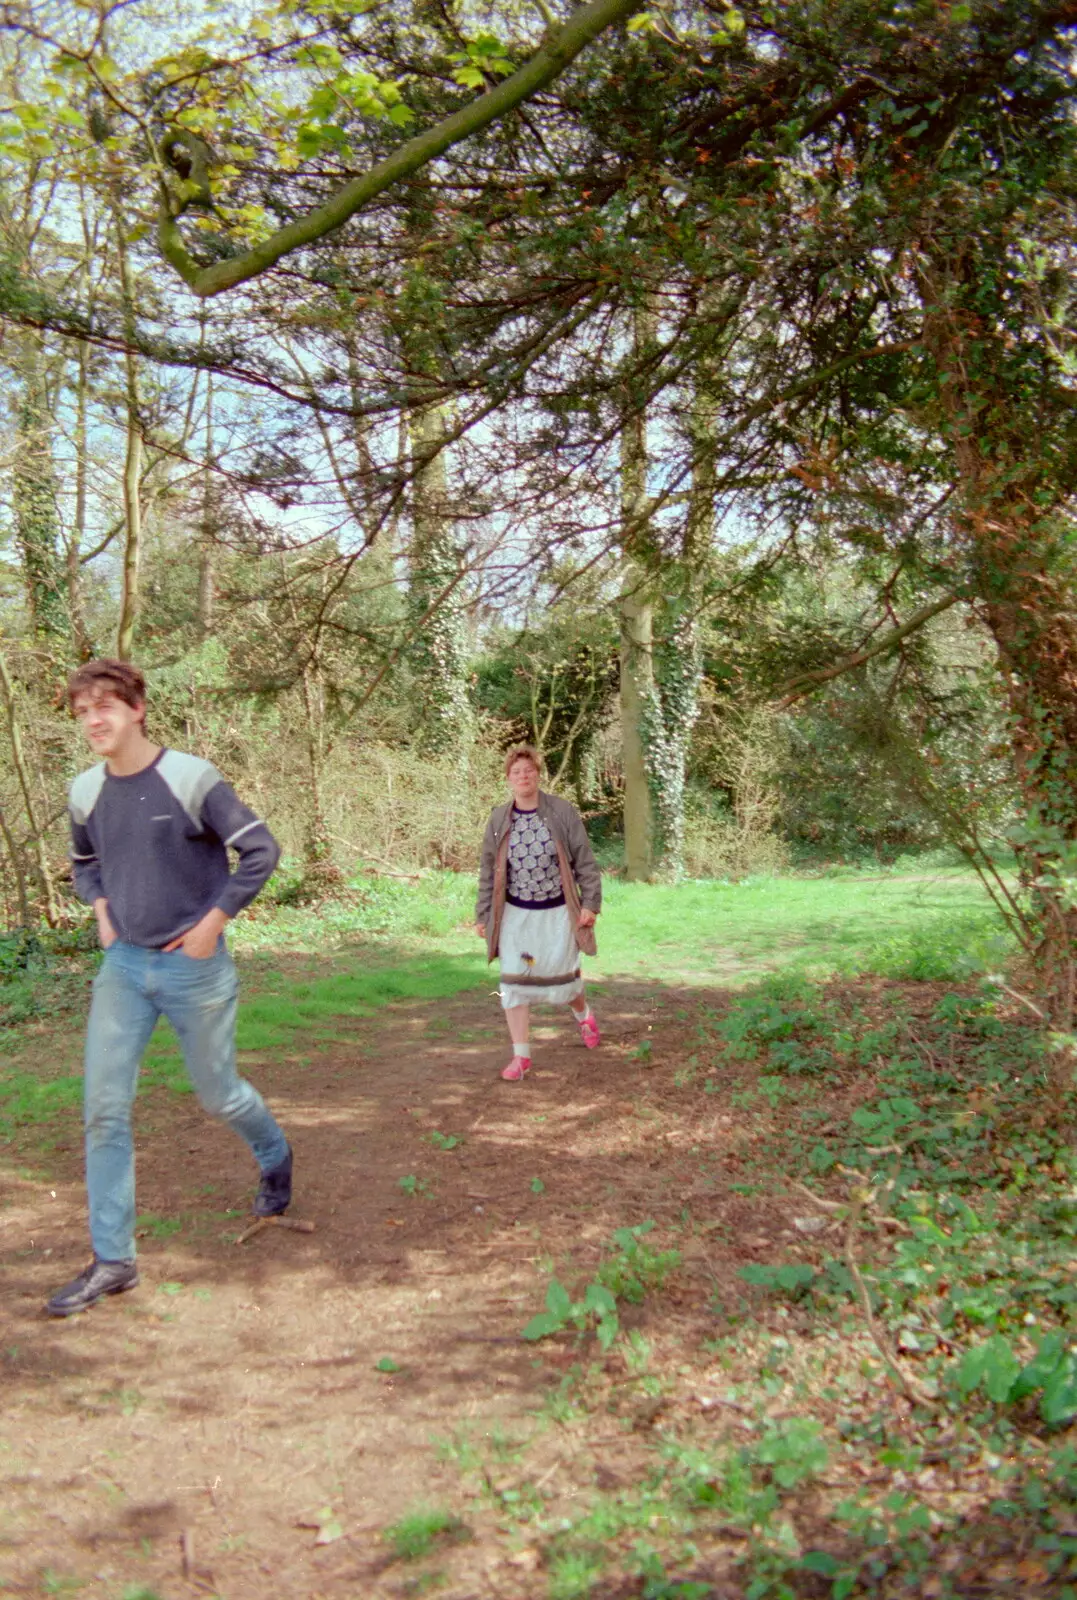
[476,791,602,965]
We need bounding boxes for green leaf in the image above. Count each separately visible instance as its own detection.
[521,1310,564,1342]
[314,1506,344,1544]
[956,1341,991,1395]
[530,1177,545,1193]
[453,65,485,89]
[981,1334,1021,1403]
[957,1334,1020,1401]
[583,1282,617,1315]
[596,1312,619,1351]
[800,1552,841,1576]
[1011,1331,1065,1400]
[1041,1353,1077,1427]
[776,1264,816,1292]
[740,1263,777,1286]
[546,1278,572,1320]
[950,3,971,20]
[376,1357,400,1372]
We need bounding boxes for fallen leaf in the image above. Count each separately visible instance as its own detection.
[297,1506,345,1545]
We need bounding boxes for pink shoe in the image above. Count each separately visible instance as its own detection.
[579,1015,601,1049]
[501,1056,531,1081]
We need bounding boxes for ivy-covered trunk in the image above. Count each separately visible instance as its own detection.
[618,301,705,880]
[649,599,702,876]
[114,213,143,662]
[197,374,215,642]
[406,396,473,755]
[618,299,656,878]
[619,564,656,879]
[398,221,472,757]
[12,335,68,655]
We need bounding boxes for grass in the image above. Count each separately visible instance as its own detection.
[385,1506,467,1561]
[0,862,1009,1144]
[593,866,1008,987]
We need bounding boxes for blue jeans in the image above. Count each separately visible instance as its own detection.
[84,940,289,1261]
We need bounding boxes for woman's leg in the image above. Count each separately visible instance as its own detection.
[568,987,601,1047]
[501,1003,532,1079]
[506,1003,531,1056]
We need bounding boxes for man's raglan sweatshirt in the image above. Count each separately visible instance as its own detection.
[68,748,280,948]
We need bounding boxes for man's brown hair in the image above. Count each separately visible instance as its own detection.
[504,743,543,777]
[66,659,147,722]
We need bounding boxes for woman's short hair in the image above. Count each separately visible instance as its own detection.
[504,744,543,777]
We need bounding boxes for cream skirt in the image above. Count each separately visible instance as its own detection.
[498,902,584,1009]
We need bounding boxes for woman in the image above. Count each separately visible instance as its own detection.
[476,746,602,1081]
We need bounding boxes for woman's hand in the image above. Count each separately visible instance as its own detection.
[577,908,597,930]
[475,922,486,938]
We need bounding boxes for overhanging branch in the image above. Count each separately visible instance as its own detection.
[774,591,962,709]
[159,0,640,298]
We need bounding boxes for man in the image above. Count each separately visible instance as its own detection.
[46,659,293,1317]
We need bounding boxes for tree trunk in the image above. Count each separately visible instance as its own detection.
[619,565,656,880]
[13,333,69,657]
[113,211,143,661]
[197,374,215,641]
[923,278,1077,1029]
[619,300,657,879]
[406,397,472,753]
[0,794,31,927]
[68,333,93,659]
[0,640,60,926]
[398,215,472,755]
[297,663,345,898]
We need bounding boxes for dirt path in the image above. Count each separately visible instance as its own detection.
[2,978,799,1600]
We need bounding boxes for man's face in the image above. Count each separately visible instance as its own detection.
[72,688,145,759]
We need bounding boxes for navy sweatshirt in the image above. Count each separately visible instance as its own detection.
[69,748,280,948]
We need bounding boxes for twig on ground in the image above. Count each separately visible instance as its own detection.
[995,980,1049,1022]
[843,1185,937,1410]
[791,1180,845,1213]
[234,1215,317,1245]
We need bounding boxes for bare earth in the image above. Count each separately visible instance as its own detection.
[0,979,867,1599]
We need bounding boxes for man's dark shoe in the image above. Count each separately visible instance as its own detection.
[46,1258,139,1318]
[254,1144,293,1217]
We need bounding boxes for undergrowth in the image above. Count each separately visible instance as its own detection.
[418,975,1077,1599]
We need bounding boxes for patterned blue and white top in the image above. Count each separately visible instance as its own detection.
[506,805,565,909]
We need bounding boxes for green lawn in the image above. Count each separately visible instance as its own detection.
[593,866,1008,986]
[0,864,1010,1137]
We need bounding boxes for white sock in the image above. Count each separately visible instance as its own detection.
[513,1040,532,1060]
[573,1004,592,1024]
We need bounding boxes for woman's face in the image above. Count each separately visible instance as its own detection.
[508,758,540,804]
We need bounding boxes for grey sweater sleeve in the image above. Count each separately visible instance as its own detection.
[70,814,105,905]
[200,779,281,916]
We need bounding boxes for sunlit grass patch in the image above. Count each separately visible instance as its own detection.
[385,1505,467,1561]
